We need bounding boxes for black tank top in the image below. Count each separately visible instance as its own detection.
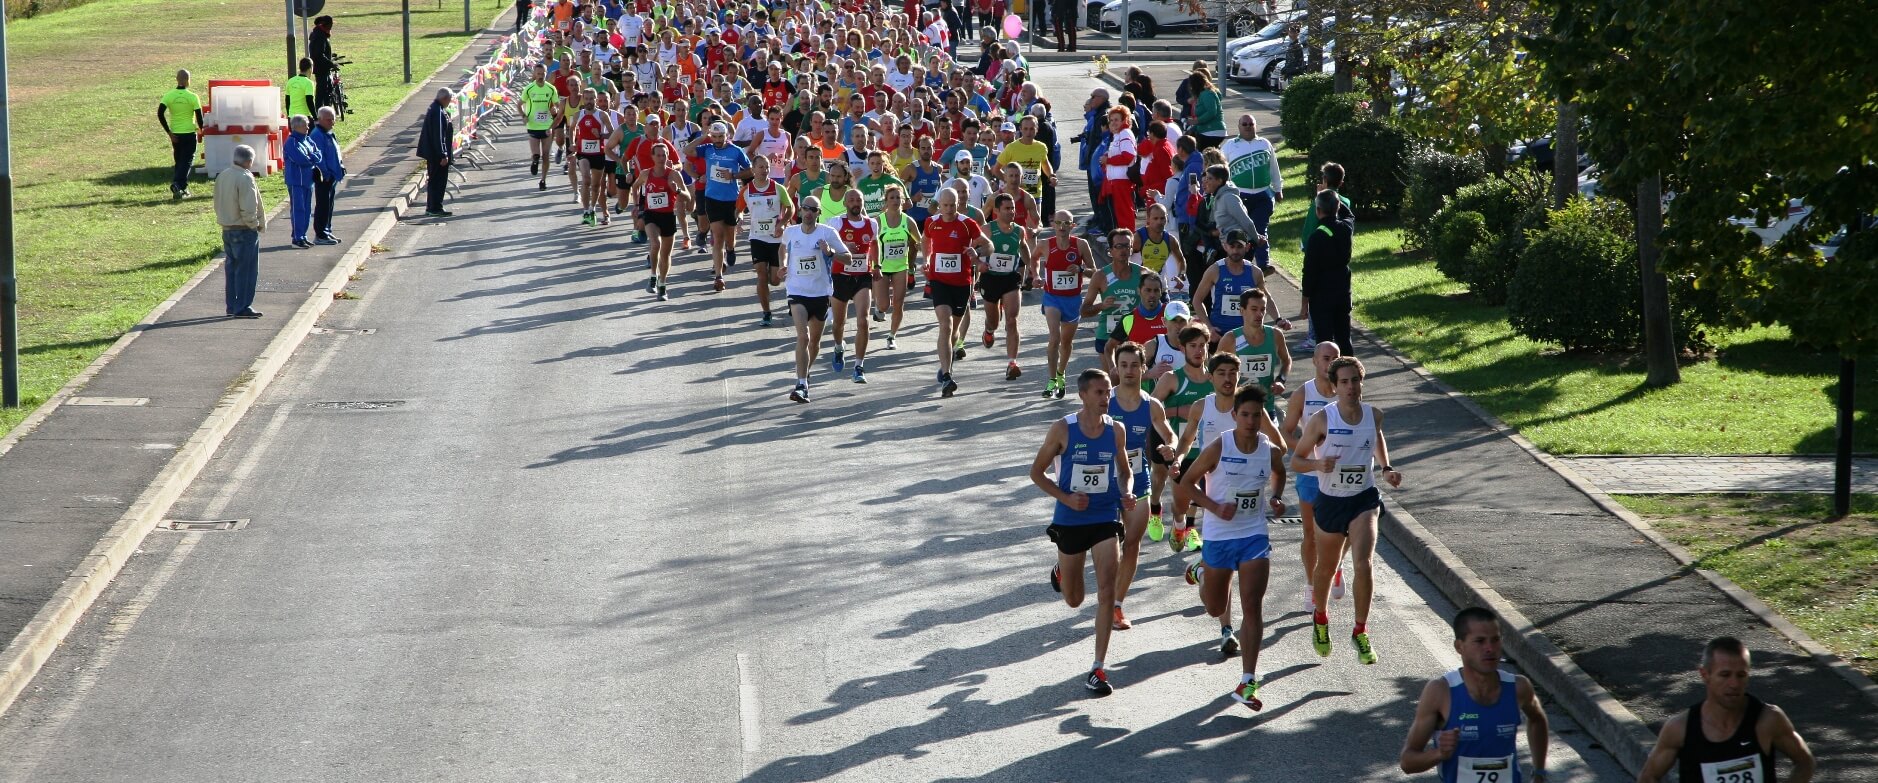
[1680,695,1776,783]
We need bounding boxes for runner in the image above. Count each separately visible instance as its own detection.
[856,149,904,219]
[1027,368,1136,696]
[1134,203,1189,303]
[1280,341,1349,613]
[873,185,922,350]
[1192,229,1280,345]
[690,121,755,292]
[632,144,690,301]
[1289,356,1402,664]
[780,196,852,404]
[924,188,988,397]
[1106,274,1171,359]
[1223,289,1292,421]
[522,64,559,189]
[828,188,879,383]
[743,154,793,324]
[1107,342,1179,633]
[1400,607,1554,783]
[978,192,1032,381]
[1079,228,1148,377]
[1174,383,1287,708]
[572,89,616,225]
[1037,210,1092,398]
[1152,325,1213,550]
[1635,636,1816,783]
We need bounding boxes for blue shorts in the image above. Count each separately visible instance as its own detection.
[1202,533,1272,571]
[1295,473,1320,504]
[1092,333,1113,357]
[1130,471,1149,498]
[1041,292,1081,324]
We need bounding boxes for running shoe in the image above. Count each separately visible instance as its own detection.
[553,149,563,165]
[1054,376,1066,399]
[1231,679,1263,710]
[537,179,547,191]
[1084,667,1113,696]
[657,285,669,302]
[853,366,867,384]
[1298,337,1316,352]
[1186,527,1204,552]
[790,383,809,404]
[1040,378,1055,399]
[1305,594,1317,615]
[886,335,897,350]
[1312,620,1332,657]
[953,340,967,361]
[760,311,773,327]
[941,375,959,398]
[713,275,725,293]
[582,211,594,226]
[647,276,658,294]
[1006,361,1021,381]
[831,348,845,372]
[633,231,646,245]
[1050,564,1061,593]
[1022,275,1035,291]
[872,308,885,323]
[611,204,624,215]
[1147,514,1165,542]
[1184,559,1203,586]
[1352,631,1377,665]
[598,211,610,226]
[1112,606,1131,630]
[726,248,737,268]
[530,157,540,176]
[982,330,995,349]
[1221,629,1240,657]
[1168,526,1187,553]
[1332,566,1347,600]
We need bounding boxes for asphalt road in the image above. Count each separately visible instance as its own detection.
[0,65,1626,782]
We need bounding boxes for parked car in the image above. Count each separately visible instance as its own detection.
[1222,13,1297,54]
[1096,0,1260,39]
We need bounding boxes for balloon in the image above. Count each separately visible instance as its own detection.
[1001,13,1023,38]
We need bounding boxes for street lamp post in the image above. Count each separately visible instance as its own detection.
[0,10,16,408]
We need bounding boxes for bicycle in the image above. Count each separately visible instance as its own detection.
[328,55,354,121]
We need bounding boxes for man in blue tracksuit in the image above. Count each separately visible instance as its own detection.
[309,107,346,245]
[1074,89,1110,236]
[283,115,323,248]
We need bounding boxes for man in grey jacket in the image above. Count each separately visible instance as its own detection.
[1201,164,1260,259]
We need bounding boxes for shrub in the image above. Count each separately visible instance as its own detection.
[1307,120,1411,219]
[1311,92,1369,140]
[1428,171,1549,303]
[1278,73,1335,150]
[1431,210,1491,284]
[1507,198,1641,351]
[1401,147,1487,248]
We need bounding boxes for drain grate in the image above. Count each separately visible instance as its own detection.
[67,397,149,406]
[311,327,377,335]
[160,519,250,532]
[305,400,406,410]
[1274,516,1303,525]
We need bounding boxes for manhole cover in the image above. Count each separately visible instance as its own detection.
[160,519,250,532]
[66,397,149,406]
[305,400,406,410]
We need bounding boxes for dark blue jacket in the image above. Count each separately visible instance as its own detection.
[417,101,455,163]
[283,130,322,188]
[310,126,345,182]
[1077,103,1109,172]
[1171,152,1204,228]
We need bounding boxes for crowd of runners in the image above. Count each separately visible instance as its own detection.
[503,2,1816,780]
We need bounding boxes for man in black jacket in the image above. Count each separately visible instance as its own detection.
[309,16,338,110]
[1300,189,1355,355]
[416,88,455,218]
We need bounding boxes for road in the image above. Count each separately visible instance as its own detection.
[0,64,1626,782]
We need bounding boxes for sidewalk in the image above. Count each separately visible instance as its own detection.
[0,14,515,687]
[1115,61,1878,778]
[1561,455,1878,493]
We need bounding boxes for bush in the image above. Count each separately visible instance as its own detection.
[1431,210,1491,284]
[1427,171,1548,303]
[1401,147,1487,248]
[1278,73,1335,150]
[1507,198,1641,352]
[1307,120,1411,219]
[1311,92,1369,140]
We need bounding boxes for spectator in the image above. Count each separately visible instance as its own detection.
[1152,100,1182,147]
[283,115,321,248]
[1170,134,1205,268]
[156,69,203,200]
[1051,0,1077,50]
[939,0,966,57]
[1173,59,1205,124]
[310,107,346,245]
[417,88,457,217]
[1202,162,1258,255]
[1189,68,1224,150]
[285,59,317,125]
[516,0,532,31]
[213,145,266,319]
[309,16,338,110]
[1099,106,1137,232]
[1073,88,1111,233]
[1301,189,1355,355]
[1140,121,1175,201]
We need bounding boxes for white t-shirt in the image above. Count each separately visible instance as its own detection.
[953,174,992,214]
[733,114,769,144]
[1104,128,1137,182]
[885,68,916,93]
[619,13,645,46]
[781,223,849,298]
[1161,120,1184,148]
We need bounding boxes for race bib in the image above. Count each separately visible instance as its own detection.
[1072,463,1109,494]
[1698,756,1764,783]
[1051,270,1077,290]
[1222,296,1243,316]
[1243,355,1271,379]
[934,252,962,273]
[679,73,694,86]
[580,139,602,154]
[913,192,931,207]
[1232,489,1262,513]
[989,252,1018,273]
[532,109,551,124]
[1330,462,1371,492]
[793,254,820,275]
[1125,448,1142,474]
[1457,755,1515,783]
[755,217,775,234]
[883,242,908,261]
[645,190,670,209]
[1021,167,1039,186]
[710,164,735,183]
[843,253,870,274]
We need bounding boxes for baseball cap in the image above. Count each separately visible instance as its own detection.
[1224,228,1251,246]
[955,151,974,163]
[1165,300,1193,321]
[710,121,730,134]
[999,121,1016,132]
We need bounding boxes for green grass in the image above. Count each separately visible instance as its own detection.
[1617,494,1877,677]
[1265,147,1878,454]
[1,0,507,436]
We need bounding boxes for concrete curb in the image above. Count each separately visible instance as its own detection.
[0,14,508,721]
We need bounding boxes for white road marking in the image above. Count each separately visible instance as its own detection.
[737,651,761,771]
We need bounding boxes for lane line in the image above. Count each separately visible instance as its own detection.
[737,651,760,774]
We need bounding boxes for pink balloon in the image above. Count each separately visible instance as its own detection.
[1001,13,1024,38]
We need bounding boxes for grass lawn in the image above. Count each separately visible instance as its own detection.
[1264,147,1878,454]
[1,0,509,436]
[1617,494,1877,677]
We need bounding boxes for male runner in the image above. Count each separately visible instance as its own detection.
[691,121,756,292]
[633,144,690,300]
[781,196,852,403]
[1079,228,1147,377]
[1028,368,1137,696]
[1175,383,1287,709]
[828,188,879,383]
[743,154,793,323]
[1037,210,1092,398]
[1224,290,1293,420]
[522,64,560,187]
[1400,608,1553,783]
[1192,229,1278,344]
[1105,340,1183,634]
[572,89,616,225]
[924,188,989,397]
[1290,356,1402,664]
[979,192,1032,381]
[1280,341,1348,613]
[1152,325,1214,550]
[1635,636,1815,783]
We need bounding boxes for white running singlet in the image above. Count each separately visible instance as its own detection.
[781,223,847,298]
[1202,430,1276,541]
[1314,402,1376,498]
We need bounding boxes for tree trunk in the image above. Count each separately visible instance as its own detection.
[1637,174,1680,387]
[1333,53,1353,94]
[1552,101,1579,209]
[1834,357,1855,517]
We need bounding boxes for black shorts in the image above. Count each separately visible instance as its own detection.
[614,167,635,189]
[528,128,550,139]
[642,210,677,234]
[1312,486,1383,535]
[789,294,830,322]
[978,271,1022,301]
[928,280,971,313]
[750,240,781,266]
[1047,522,1124,555]
[833,273,874,302]
[704,195,739,224]
[578,152,609,172]
[1147,426,1172,466]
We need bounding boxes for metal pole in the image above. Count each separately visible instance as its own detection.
[403,0,413,83]
[299,7,309,71]
[464,0,472,33]
[0,10,18,408]
[1119,0,1129,54]
[285,0,298,80]
[1835,357,1855,517]
[1215,18,1227,80]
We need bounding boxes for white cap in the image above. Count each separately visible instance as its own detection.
[1165,300,1193,321]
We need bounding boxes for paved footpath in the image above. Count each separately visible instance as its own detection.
[0,62,1636,782]
[1561,455,1878,494]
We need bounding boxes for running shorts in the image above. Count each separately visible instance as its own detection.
[1147,426,1172,467]
[528,128,550,139]
[1041,292,1081,323]
[703,195,739,224]
[1294,473,1320,505]
[833,273,874,302]
[928,280,971,313]
[789,294,831,322]
[1046,521,1124,555]
[642,210,677,235]
[578,152,609,171]
[1091,333,1112,357]
[750,239,781,266]
[1130,471,1149,499]
[1201,533,1272,570]
[1312,486,1382,536]
[977,271,1021,301]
